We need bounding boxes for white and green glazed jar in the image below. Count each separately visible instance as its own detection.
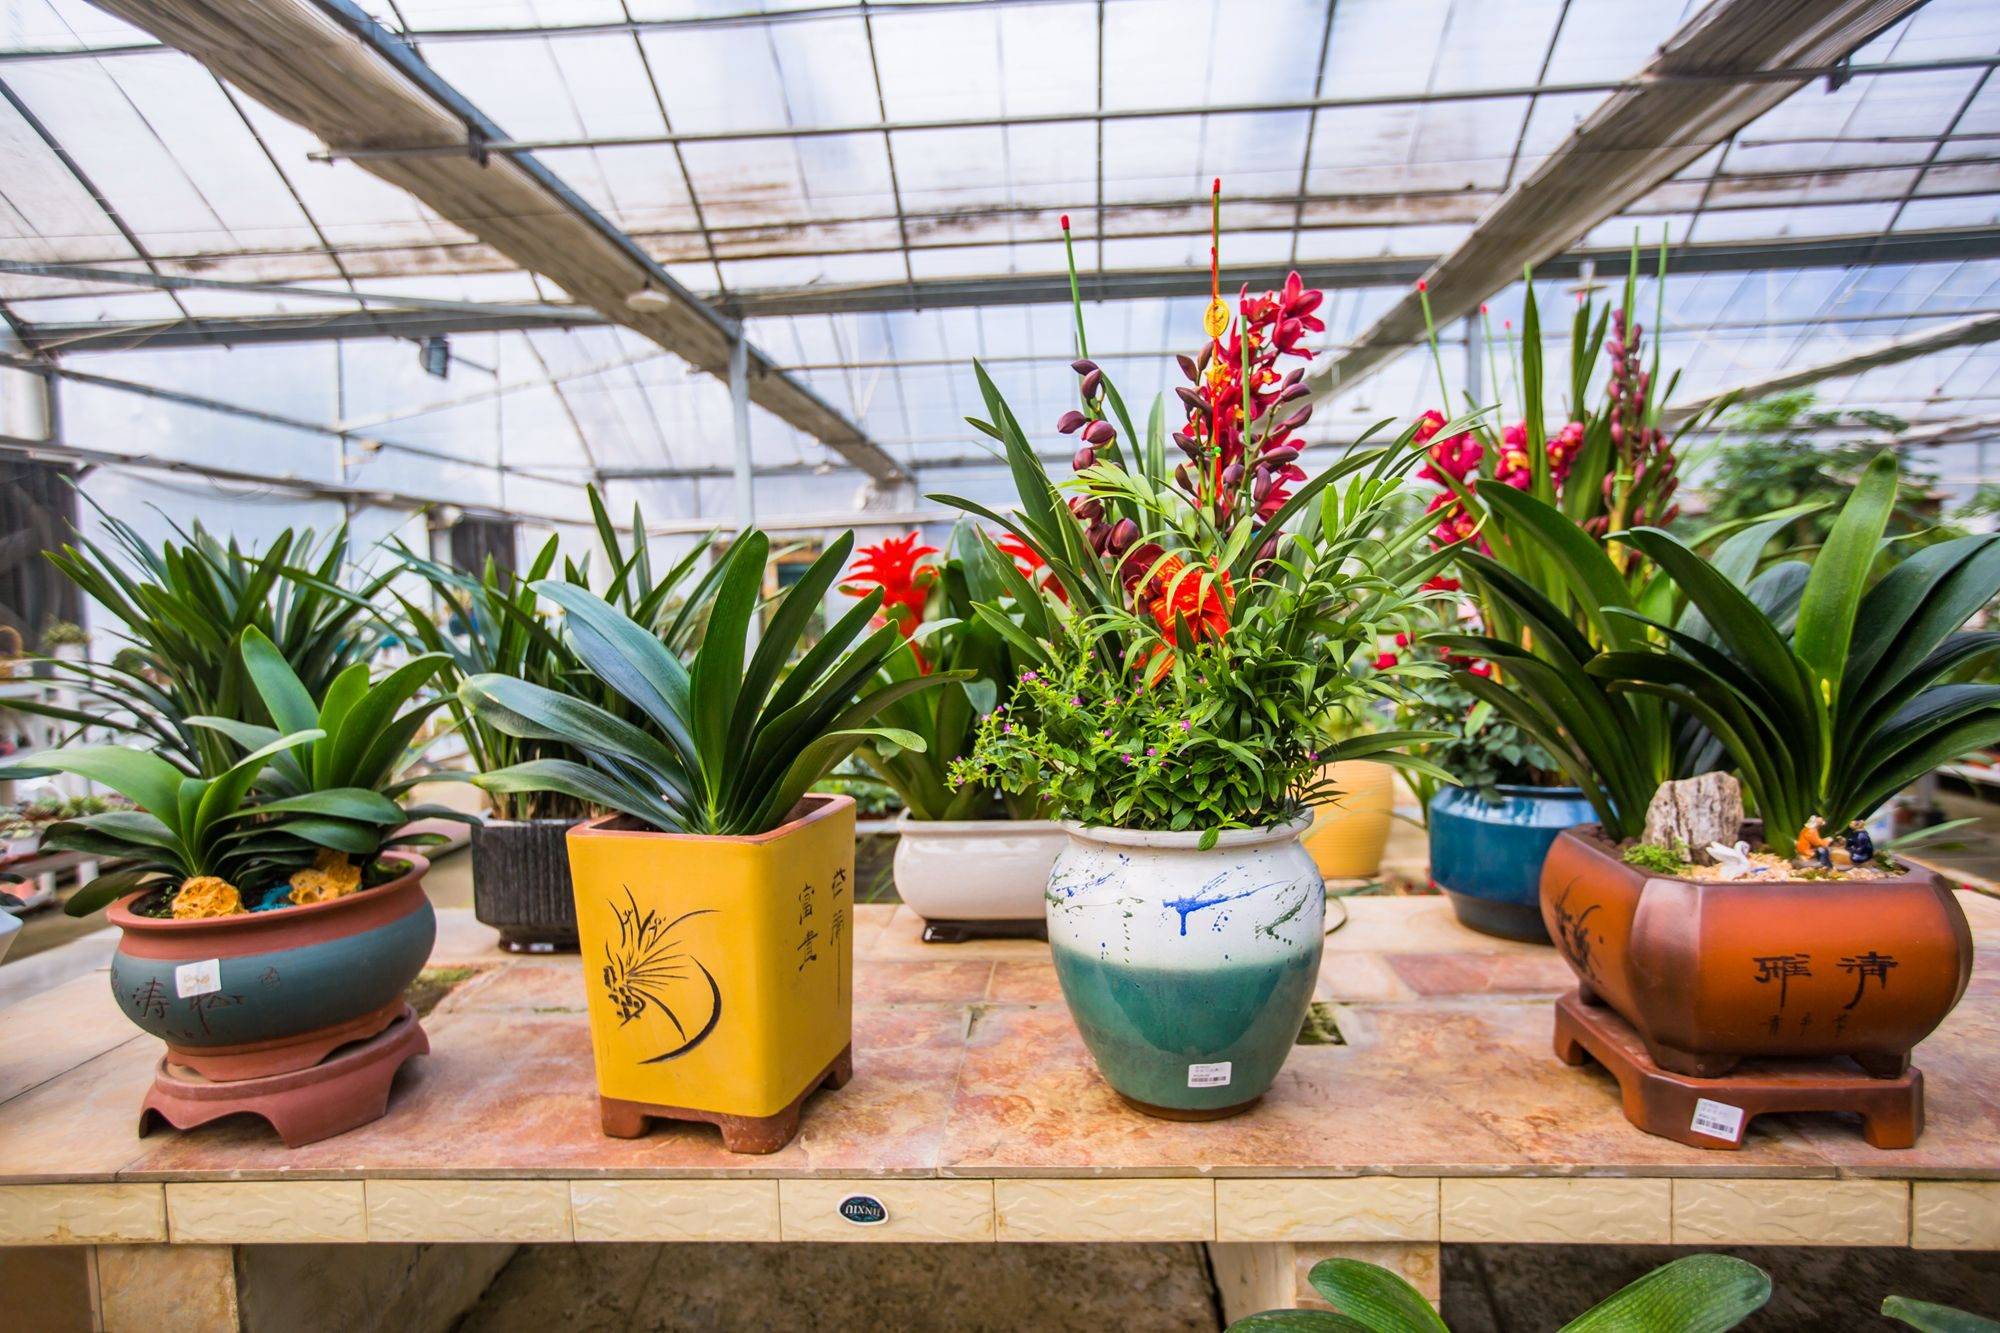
[1045,817,1323,1118]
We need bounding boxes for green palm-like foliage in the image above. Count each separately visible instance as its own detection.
[1229,1253,1770,1331]
[2,505,390,774]
[5,627,447,916]
[1589,451,2000,849]
[1438,480,1815,839]
[461,530,955,836]
[394,491,724,820]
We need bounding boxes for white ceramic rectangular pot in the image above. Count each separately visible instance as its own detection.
[892,814,1066,922]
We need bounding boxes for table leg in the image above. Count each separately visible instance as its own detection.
[94,1243,238,1332]
[1209,1241,1442,1323]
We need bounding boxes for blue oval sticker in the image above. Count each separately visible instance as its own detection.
[838,1194,888,1226]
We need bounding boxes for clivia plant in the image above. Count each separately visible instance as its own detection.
[7,627,451,919]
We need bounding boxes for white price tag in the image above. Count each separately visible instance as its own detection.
[1187,1061,1233,1089]
[175,958,221,998]
[1689,1097,1745,1142]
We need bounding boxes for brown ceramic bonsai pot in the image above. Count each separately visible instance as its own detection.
[107,852,436,1081]
[1540,824,1972,1079]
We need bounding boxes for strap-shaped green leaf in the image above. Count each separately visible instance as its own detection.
[534,580,696,763]
[1303,1257,1449,1333]
[1881,1294,2000,1332]
[688,530,771,809]
[239,625,319,734]
[1556,1254,1770,1333]
[1793,449,1898,700]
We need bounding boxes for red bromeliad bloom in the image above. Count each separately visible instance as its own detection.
[841,532,939,641]
[997,532,1068,604]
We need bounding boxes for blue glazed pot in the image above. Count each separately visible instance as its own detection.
[106,853,434,1080]
[1428,786,1595,943]
[1045,818,1323,1119]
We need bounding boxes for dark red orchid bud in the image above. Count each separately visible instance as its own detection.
[1257,534,1280,563]
[1601,473,1616,499]
[1283,366,1305,388]
[1259,444,1300,466]
[1607,338,1624,360]
[1196,341,1213,373]
[1073,446,1097,471]
[1174,432,1202,460]
[1082,419,1116,445]
[1089,524,1112,554]
[1174,462,1195,491]
[1278,404,1312,433]
[1661,504,1680,525]
[1080,368,1103,399]
[1109,518,1139,552]
[1072,496,1103,521]
[1071,359,1097,375]
[1278,382,1310,403]
[1177,354,1199,382]
[1253,470,1273,503]
[1609,420,1623,447]
[1221,462,1245,489]
[1056,409,1086,435]
[1175,385,1205,413]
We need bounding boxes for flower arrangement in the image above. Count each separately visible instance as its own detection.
[934,196,1462,841]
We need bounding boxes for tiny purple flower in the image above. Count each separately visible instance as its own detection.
[1069,696,1084,707]
[1003,722,1014,733]
[1146,747,1157,757]
[1307,750,1320,762]
[1179,718,1192,732]
[1021,670,1038,682]
[1121,753,1135,764]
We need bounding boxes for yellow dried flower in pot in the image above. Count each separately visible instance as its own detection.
[171,876,243,919]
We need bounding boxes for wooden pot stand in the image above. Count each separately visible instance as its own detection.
[1554,990,1922,1150]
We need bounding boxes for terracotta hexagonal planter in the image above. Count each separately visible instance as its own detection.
[1540,824,1972,1078]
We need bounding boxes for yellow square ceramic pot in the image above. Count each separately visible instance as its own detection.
[564,793,856,1121]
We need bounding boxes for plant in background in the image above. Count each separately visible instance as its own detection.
[1700,391,1933,547]
[3,506,391,775]
[36,617,88,651]
[460,530,956,836]
[4,626,450,918]
[935,208,1458,837]
[844,523,1040,821]
[1228,1253,1770,1331]
[395,488,723,822]
[1589,451,2000,852]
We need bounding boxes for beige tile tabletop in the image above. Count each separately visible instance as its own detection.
[1,896,1994,1249]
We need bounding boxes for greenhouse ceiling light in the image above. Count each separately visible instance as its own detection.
[626,285,674,312]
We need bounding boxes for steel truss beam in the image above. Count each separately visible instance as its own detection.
[28,228,2000,348]
[87,0,902,484]
[1308,0,1931,401]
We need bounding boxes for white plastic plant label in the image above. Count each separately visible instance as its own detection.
[1187,1061,1232,1089]
[1689,1097,1745,1142]
[175,958,221,999]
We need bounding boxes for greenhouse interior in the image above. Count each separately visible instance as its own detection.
[6,0,2000,1328]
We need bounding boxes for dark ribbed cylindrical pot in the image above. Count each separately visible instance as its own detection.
[472,817,581,953]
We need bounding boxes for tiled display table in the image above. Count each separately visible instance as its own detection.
[2,895,1996,1327]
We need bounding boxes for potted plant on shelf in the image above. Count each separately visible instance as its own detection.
[1405,247,1741,939]
[1538,452,1992,1078]
[458,529,954,1152]
[938,208,1455,1119]
[0,627,451,1120]
[839,523,1063,934]
[397,489,722,952]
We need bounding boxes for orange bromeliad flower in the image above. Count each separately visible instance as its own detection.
[1139,553,1231,683]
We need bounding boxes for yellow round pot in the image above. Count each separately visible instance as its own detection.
[564,793,855,1152]
[1302,759,1395,880]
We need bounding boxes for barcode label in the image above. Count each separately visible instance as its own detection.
[1187,1061,1232,1088]
[1690,1097,1745,1141]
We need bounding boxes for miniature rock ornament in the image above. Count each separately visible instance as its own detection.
[289,849,362,906]
[171,875,244,918]
[1640,773,1743,865]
